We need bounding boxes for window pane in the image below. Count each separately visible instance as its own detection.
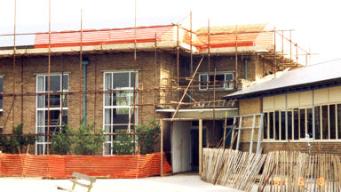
[299,109,306,139]
[37,95,45,108]
[62,74,68,90]
[225,74,234,89]
[48,110,61,126]
[37,144,46,155]
[274,111,279,140]
[115,92,132,106]
[104,125,112,134]
[199,74,208,90]
[225,73,233,81]
[105,73,112,90]
[48,95,61,108]
[37,111,45,126]
[330,105,336,139]
[46,75,60,92]
[103,143,112,155]
[269,112,274,139]
[113,72,129,88]
[37,76,45,92]
[105,109,112,125]
[281,111,286,140]
[112,125,131,131]
[322,105,328,139]
[61,94,68,107]
[105,93,112,106]
[112,109,129,124]
[307,108,313,138]
[293,109,299,140]
[130,72,136,87]
[315,106,321,139]
[288,111,293,140]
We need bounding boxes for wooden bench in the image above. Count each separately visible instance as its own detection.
[57,172,96,192]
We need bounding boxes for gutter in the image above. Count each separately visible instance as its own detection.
[82,58,89,126]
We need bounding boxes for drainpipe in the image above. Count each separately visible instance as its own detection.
[82,57,89,127]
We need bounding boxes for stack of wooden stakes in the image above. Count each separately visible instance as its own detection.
[201,149,341,192]
[258,151,341,192]
[201,148,266,191]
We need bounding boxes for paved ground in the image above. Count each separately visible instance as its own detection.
[0,174,242,192]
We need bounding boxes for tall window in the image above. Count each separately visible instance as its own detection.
[199,72,234,90]
[103,71,137,155]
[36,74,68,154]
[0,76,3,111]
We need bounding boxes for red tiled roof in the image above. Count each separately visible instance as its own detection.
[34,24,175,48]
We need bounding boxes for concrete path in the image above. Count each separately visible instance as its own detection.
[0,174,242,192]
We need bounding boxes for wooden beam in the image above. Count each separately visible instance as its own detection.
[160,119,164,176]
[199,119,203,175]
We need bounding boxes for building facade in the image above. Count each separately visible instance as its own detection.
[0,24,304,172]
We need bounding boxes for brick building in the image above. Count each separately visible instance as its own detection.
[0,23,302,173]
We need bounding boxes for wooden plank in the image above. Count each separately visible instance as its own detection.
[223,116,227,148]
[249,114,256,153]
[160,119,164,176]
[236,116,242,150]
[256,113,264,154]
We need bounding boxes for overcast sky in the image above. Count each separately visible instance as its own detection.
[0,0,340,65]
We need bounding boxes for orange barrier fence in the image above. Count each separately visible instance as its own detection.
[0,152,172,178]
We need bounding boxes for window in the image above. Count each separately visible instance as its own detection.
[36,74,68,155]
[103,71,137,155]
[0,76,3,111]
[263,103,341,141]
[198,72,234,90]
[199,74,208,90]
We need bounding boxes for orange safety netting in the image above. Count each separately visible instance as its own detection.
[0,152,171,178]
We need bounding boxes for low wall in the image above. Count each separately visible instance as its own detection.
[0,152,172,178]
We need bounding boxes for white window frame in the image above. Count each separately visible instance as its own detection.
[263,103,341,142]
[198,71,234,91]
[35,73,69,155]
[199,73,208,90]
[102,71,138,156]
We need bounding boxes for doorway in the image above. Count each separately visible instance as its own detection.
[171,121,206,173]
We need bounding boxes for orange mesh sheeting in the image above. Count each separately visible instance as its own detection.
[0,153,171,178]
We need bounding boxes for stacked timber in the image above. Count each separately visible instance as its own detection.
[201,148,266,191]
[201,149,341,192]
[258,151,341,192]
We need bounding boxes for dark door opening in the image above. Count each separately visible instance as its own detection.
[191,129,199,171]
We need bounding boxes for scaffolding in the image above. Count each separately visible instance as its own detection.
[0,1,312,155]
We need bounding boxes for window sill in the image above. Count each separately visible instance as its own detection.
[198,88,234,92]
